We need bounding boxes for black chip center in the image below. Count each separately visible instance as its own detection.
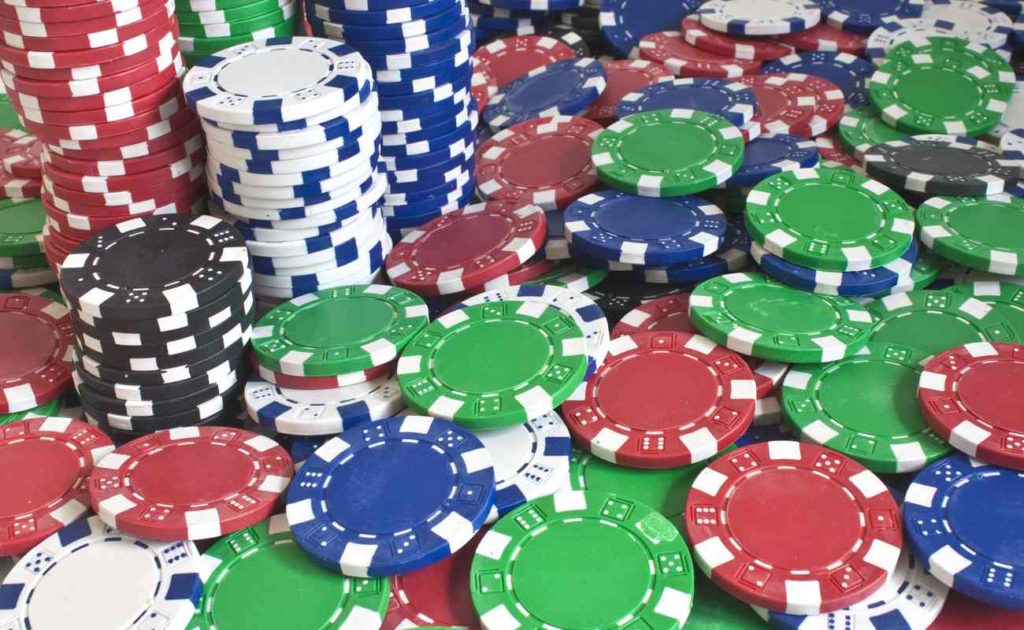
[897,145,990,176]
[97,230,208,288]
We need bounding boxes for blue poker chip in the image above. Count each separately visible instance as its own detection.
[200,80,375,134]
[904,453,1024,610]
[285,415,495,577]
[381,129,473,170]
[599,0,702,56]
[378,64,473,98]
[308,0,463,38]
[542,209,570,260]
[213,136,380,177]
[374,47,473,85]
[383,166,472,206]
[752,239,920,297]
[377,82,473,118]
[208,122,380,164]
[470,13,546,31]
[614,78,756,126]
[725,133,820,187]
[252,235,389,292]
[474,0,586,9]
[361,28,474,70]
[383,155,475,194]
[818,0,924,34]
[305,0,460,25]
[483,58,607,131]
[206,104,379,152]
[382,178,475,220]
[763,51,874,108]
[251,237,361,275]
[312,12,470,56]
[466,0,539,17]
[381,106,476,147]
[214,169,378,207]
[563,190,728,266]
[635,213,752,283]
[380,95,474,134]
[381,120,475,160]
[290,435,328,468]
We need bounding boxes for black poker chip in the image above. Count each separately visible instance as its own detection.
[537,23,592,58]
[76,373,240,418]
[72,353,245,404]
[863,136,1020,197]
[74,324,252,372]
[584,275,685,325]
[80,382,244,433]
[74,306,256,359]
[84,395,245,444]
[75,337,250,387]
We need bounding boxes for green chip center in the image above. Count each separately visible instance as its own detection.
[726,284,840,334]
[778,183,884,242]
[870,310,991,356]
[285,297,393,350]
[434,320,550,394]
[818,361,924,438]
[947,201,1024,250]
[511,519,654,627]
[896,68,985,119]
[620,121,712,172]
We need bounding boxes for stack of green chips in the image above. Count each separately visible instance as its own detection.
[175,0,300,66]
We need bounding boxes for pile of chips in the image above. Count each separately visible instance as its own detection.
[175,0,300,65]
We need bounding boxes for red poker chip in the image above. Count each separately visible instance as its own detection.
[383,528,486,629]
[0,128,29,154]
[815,134,859,169]
[0,170,40,198]
[684,441,904,614]
[788,74,845,137]
[0,133,41,179]
[44,106,198,156]
[0,416,113,555]
[42,189,205,234]
[586,59,673,124]
[931,591,1024,628]
[638,31,762,78]
[43,220,86,251]
[87,425,293,541]
[0,0,153,22]
[611,294,696,338]
[0,22,174,69]
[42,163,204,206]
[19,91,188,145]
[43,180,205,216]
[386,199,547,296]
[475,256,554,292]
[470,58,496,115]
[735,74,817,136]
[472,34,577,88]
[0,293,73,414]
[0,0,172,52]
[248,353,394,389]
[8,74,182,124]
[778,23,867,56]
[42,232,72,268]
[2,46,177,99]
[681,15,793,61]
[561,331,757,468]
[43,150,203,194]
[918,342,1024,470]
[475,115,601,211]
[0,0,169,37]
[44,131,203,176]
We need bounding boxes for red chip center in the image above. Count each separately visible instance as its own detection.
[0,312,57,380]
[416,214,513,269]
[500,135,590,188]
[129,442,254,505]
[0,438,80,516]
[958,360,1024,431]
[728,469,864,569]
[598,351,718,431]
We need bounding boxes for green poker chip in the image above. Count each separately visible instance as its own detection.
[178,0,277,12]
[781,341,952,473]
[251,285,429,377]
[1,253,47,270]
[0,198,45,258]
[0,286,62,303]
[532,261,609,293]
[179,17,297,56]
[0,93,24,131]
[837,108,907,159]
[868,36,1014,137]
[867,289,1020,356]
[175,0,292,25]
[178,2,297,38]
[917,194,1024,277]
[689,271,874,364]
[398,301,588,430]
[591,109,745,197]
[745,167,915,273]
[0,397,62,427]
[874,250,942,296]
[946,278,1024,339]
[470,491,695,629]
[189,514,390,629]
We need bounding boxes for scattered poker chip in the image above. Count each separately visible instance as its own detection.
[837,107,907,159]
[904,453,1024,609]
[917,342,1024,470]
[638,31,763,78]
[252,284,428,377]
[864,137,1019,197]
[286,416,494,576]
[867,289,1020,355]
[611,293,696,338]
[746,166,915,272]
[584,58,673,123]
[472,34,578,89]
[922,0,1013,49]
[598,0,699,56]
[695,0,822,36]
[398,301,587,428]
[562,331,756,468]
[632,213,752,284]
[763,51,873,108]
[0,515,203,629]
[475,115,602,211]
[483,57,606,131]
[777,22,867,55]
[192,513,390,630]
[932,591,1024,627]
[814,133,861,170]
[583,275,683,325]
[946,279,1024,339]
[591,109,745,197]
[615,77,756,127]
[470,490,695,627]
[864,18,959,66]
[763,547,948,630]
[724,133,818,186]
[454,283,610,378]
[0,416,113,556]
[244,372,404,436]
[781,341,952,473]
[0,133,40,180]
[249,354,395,390]
[386,200,545,296]
[868,36,1014,136]
[917,194,1024,276]
[818,0,924,33]
[564,189,727,265]
[0,198,44,258]
[734,73,821,135]
[533,260,609,292]
[88,426,293,540]
[685,441,903,614]
[0,292,72,414]
[681,15,793,61]
[690,272,874,363]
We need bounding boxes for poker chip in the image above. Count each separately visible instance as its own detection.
[814,132,862,170]
[917,194,1024,276]
[747,166,915,272]
[591,109,745,197]
[922,0,1013,49]
[695,0,822,36]
[868,36,1014,136]
[686,441,902,614]
[946,279,1024,338]
[472,34,578,88]
[470,491,695,627]
[286,416,495,576]
[777,22,867,55]
[638,31,763,78]
[615,77,756,127]
[475,114,602,210]
[864,136,1019,197]
[864,18,959,66]
[690,271,874,363]
[562,331,756,468]
[681,15,794,61]
[249,355,395,390]
[584,58,673,123]
[904,453,1024,609]
[818,0,924,33]
[0,516,203,628]
[598,0,699,56]
[734,73,821,135]
[610,293,696,338]
[532,260,608,293]
[867,289,1020,355]
[724,133,818,186]
[837,107,908,159]
[0,292,73,414]
[763,51,874,108]
[398,301,587,428]
[483,57,606,131]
